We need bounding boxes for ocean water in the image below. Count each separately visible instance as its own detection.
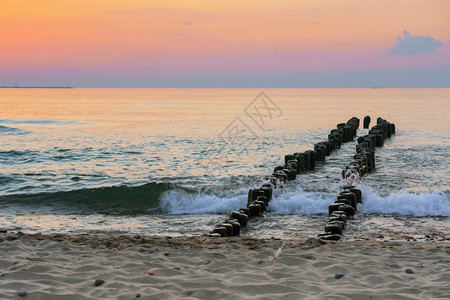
[0,88,449,240]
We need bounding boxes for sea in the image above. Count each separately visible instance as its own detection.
[0,88,449,241]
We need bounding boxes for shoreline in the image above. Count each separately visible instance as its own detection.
[1,232,449,299]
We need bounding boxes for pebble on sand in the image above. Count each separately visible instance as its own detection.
[94,279,105,286]
[17,288,27,297]
[405,268,414,274]
[335,274,345,279]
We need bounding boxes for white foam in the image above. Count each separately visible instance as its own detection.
[357,185,450,216]
[160,185,334,215]
[160,184,450,217]
[160,188,247,214]
[268,188,333,214]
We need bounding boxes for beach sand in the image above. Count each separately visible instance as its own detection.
[1,232,449,299]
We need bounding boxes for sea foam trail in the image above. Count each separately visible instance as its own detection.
[268,189,333,214]
[357,185,450,216]
[160,185,450,217]
[3,182,447,216]
[160,188,248,214]
[160,185,336,215]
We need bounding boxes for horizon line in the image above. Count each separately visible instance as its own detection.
[3,86,450,89]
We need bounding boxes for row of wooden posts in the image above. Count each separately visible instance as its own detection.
[208,116,364,238]
[318,117,396,241]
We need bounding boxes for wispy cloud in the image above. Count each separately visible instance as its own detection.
[388,30,444,56]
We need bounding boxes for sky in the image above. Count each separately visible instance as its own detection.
[1,0,449,88]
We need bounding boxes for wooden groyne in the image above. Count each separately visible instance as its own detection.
[318,117,396,241]
[208,116,364,238]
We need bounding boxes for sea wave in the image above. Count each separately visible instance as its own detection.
[160,188,248,214]
[1,182,448,217]
[160,184,450,217]
[357,185,450,216]
[0,125,28,135]
[0,150,40,165]
[0,119,90,126]
[0,182,175,215]
[268,188,334,214]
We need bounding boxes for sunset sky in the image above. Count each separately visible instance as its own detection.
[1,0,449,87]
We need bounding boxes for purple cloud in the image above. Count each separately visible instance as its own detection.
[389,30,444,56]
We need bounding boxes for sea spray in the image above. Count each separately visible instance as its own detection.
[160,188,247,214]
[268,189,334,214]
[357,185,450,216]
[159,184,450,216]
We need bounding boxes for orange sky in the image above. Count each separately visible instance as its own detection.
[0,0,449,86]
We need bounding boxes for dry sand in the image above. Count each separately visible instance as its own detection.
[0,232,449,299]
